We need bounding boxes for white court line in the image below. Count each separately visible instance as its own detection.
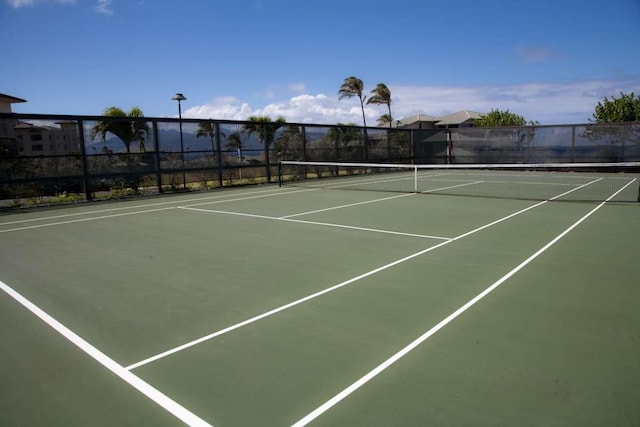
[177,206,451,241]
[0,188,313,233]
[128,178,606,370]
[0,186,295,226]
[421,180,484,193]
[292,178,636,427]
[127,178,605,371]
[180,188,317,208]
[281,180,485,220]
[279,193,413,219]
[425,177,579,187]
[281,217,451,241]
[126,199,548,371]
[0,207,177,233]
[0,279,211,427]
[300,172,447,190]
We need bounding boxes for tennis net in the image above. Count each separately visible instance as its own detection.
[278,161,640,202]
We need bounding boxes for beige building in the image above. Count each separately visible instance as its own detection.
[1,93,81,155]
[14,121,82,156]
[0,93,27,145]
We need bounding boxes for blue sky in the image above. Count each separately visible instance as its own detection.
[2,0,639,125]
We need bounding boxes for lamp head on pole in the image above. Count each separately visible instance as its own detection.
[172,93,187,102]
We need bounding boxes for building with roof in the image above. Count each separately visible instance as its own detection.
[394,114,440,129]
[0,93,27,145]
[14,121,81,156]
[0,93,27,114]
[0,93,81,155]
[434,110,482,128]
[395,110,483,129]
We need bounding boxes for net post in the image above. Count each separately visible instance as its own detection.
[278,161,282,187]
[414,165,418,192]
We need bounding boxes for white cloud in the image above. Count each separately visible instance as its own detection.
[180,78,640,125]
[5,0,74,7]
[95,0,113,15]
[182,96,254,120]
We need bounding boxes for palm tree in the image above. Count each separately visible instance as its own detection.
[225,128,248,179]
[376,114,393,127]
[243,115,286,182]
[338,76,368,128]
[274,125,304,161]
[338,76,370,158]
[243,115,287,147]
[367,83,392,128]
[89,106,149,154]
[327,122,362,161]
[226,131,244,163]
[196,120,226,158]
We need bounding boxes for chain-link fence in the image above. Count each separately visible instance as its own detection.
[1,112,638,206]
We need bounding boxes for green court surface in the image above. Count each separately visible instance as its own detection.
[1,184,639,426]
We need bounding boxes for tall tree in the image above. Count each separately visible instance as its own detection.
[376,114,393,127]
[196,120,225,157]
[274,125,304,161]
[226,131,244,155]
[591,92,640,123]
[367,83,392,128]
[243,115,286,182]
[587,92,640,165]
[89,106,149,153]
[338,76,370,158]
[475,109,538,127]
[338,76,368,128]
[243,115,287,148]
[475,109,539,162]
[326,122,362,161]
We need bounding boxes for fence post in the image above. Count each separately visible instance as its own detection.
[215,123,223,188]
[76,119,93,201]
[264,123,271,183]
[152,121,162,193]
[301,126,307,162]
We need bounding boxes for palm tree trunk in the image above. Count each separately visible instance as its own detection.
[360,99,369,160]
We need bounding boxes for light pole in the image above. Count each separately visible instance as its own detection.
[172,93,187,188]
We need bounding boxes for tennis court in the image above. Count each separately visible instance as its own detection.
[1,165,639,426]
